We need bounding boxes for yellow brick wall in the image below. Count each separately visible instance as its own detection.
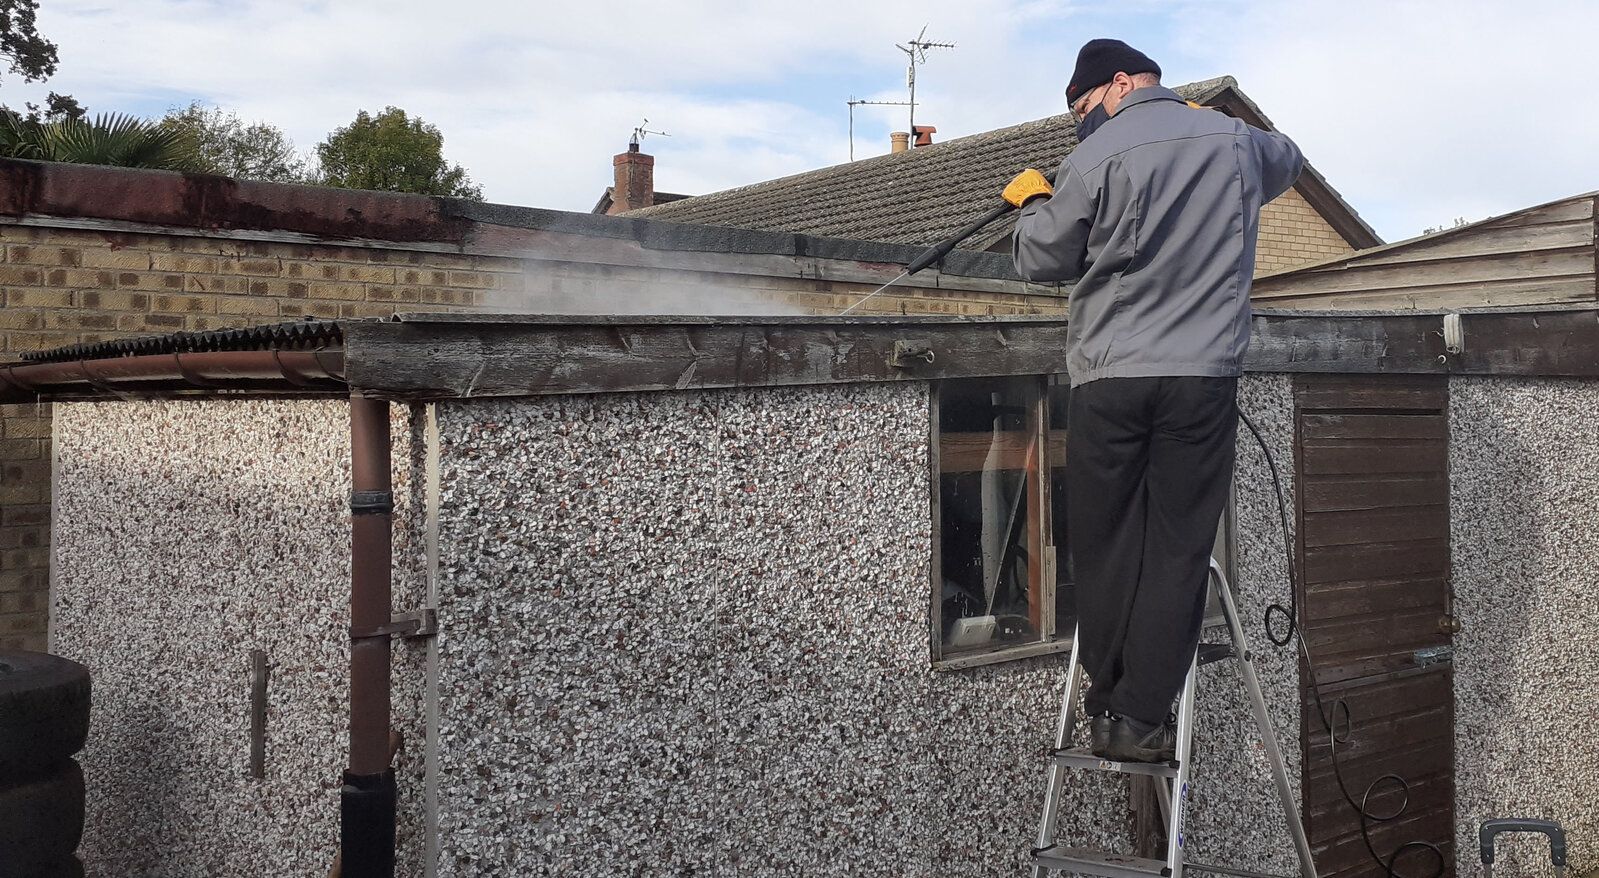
[0,224,527,649]
[1255,188,1355,276]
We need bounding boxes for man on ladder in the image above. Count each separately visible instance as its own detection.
[1006,39,1303,763]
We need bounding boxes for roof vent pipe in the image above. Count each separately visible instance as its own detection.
[890,132,910,154]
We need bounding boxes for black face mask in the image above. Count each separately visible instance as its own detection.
[1075,102,1110,142]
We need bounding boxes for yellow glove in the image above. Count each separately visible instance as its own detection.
[1002,168,1052,208]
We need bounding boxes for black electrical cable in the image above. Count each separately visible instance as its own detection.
[1236,406,1446,878]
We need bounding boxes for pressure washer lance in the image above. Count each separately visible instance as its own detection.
[836,169,1057,316]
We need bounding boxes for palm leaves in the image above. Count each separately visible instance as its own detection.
[0,112,201,171]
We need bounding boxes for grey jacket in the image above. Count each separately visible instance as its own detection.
[1013,86,1304,387]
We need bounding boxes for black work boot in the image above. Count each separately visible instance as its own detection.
[1089,713,1115,757]
[1102,714,1177,763]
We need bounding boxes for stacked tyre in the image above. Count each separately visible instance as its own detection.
[0,652,90,878]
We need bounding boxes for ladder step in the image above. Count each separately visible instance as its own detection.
[1032,846,1171,878]
[1051,747,1180,778]
[1196,642,1235,665]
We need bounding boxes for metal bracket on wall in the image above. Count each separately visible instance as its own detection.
[888,340,935,369]
[1413,644,1454,668]
[349,608,438,641]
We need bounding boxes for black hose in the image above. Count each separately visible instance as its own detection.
[902,170,1059,276]
[1236,405,1445,878]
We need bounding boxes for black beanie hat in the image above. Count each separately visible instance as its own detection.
[1066,39,1161,103]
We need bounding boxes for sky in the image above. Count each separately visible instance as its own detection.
[6,0,1598,243]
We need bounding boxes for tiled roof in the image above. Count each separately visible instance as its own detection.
[626,77,1378,253]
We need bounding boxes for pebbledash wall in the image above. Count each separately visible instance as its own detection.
[0,157,1064,652]
[1449,378,1599,876]
[47,375,1303,877]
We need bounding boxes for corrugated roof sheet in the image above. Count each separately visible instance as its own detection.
[22,319,344,363]
[625,78,1238,251]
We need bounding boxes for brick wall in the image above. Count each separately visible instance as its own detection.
[0,223,523,650]
[1255,188,1355,275]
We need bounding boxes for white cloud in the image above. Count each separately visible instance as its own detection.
[1183,0,1599,239]
[7,0,1598,241]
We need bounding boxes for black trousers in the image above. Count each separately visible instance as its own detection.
[1067,376,1237,725]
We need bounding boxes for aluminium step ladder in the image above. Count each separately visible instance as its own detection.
[1031,559,1318,878]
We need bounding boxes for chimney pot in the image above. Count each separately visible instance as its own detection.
[912,125,937,147]
[890,132,910,154]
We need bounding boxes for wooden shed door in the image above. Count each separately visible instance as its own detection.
[1294,375,1455,878]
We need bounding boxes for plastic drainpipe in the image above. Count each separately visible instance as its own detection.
[342,394,397,878]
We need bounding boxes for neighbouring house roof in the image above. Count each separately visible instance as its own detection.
[590,187,690,215]
[624,76,1381,253]
[1253,191,1599,310]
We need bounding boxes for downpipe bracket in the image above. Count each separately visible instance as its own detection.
[349,608,437,642]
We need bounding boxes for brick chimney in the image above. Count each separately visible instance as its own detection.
[890,132,910,154]
[912,125,937,147]
[608,142,655,214]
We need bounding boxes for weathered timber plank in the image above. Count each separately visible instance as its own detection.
[1301,663,1453,716]
[1302,503,1449,547]
[1478,195,1596,228]
[1301,413,1448,441]
[336,308,1599,400]
[1303,538,1449,584]
[1300,440,1447,475]
[1334,219,1593,269]
[1254,274,1594,312]
[1303,607,1449,670]
[1312,799,1454,853]
[1453,307,1599,376]
[1300,473,1449,512]
[1306,719,1451,790]
[343,319,1072,399]
[1249,246,1592,298]
[1294,373,1448,410]
[1303,575,1448,622]
[1246,314,1445,375]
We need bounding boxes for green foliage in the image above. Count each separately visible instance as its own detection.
[314,106,482,200]
[163,101,307,182]
[23,90,80,122]
[0,1,81,123]
[0,111,202,170]
[0,0,57,84]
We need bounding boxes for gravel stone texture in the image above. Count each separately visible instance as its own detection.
[1179,374,1305,877]
[428,375,1305,877]
[44,374,1308,877]
[1450,377,1598,876]
[51,399,431,877]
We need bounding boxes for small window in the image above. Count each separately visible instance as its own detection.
[930,375,1234,667]
[931,376,1070,666]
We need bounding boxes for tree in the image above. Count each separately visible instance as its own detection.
[0,0,58,85]
[0,1,82,121]
[314,106,482,200]
[23,90,80,122]
[0,111,201,170]
[162,101,307,182]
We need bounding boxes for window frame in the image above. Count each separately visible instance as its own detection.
[928,374,1237,670]
[928,374,1069,670]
